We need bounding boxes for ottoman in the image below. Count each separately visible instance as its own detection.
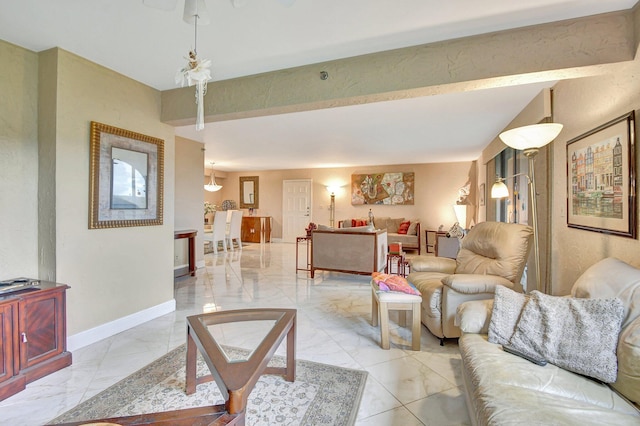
[371,279,422,350]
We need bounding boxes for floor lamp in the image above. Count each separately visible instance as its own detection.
[326,186,339,228]
[492,123,563,294]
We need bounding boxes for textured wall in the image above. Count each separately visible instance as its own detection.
[551,58,640,295]
[0,40,39,279]
[51,49,176,335]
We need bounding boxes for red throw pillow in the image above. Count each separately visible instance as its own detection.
[351,219,357,227]
[397,221,410,234]
[355,219,367,227]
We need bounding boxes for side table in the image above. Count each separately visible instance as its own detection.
[296,236,312,273]
[385,252,410,277]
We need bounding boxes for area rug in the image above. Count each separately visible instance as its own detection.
[50,345,367,426]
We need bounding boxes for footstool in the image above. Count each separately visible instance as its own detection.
[371,279,422,351]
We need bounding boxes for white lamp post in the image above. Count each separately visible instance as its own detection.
[493,123,563,293]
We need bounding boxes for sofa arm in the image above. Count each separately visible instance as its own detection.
[441,274,515,294]
[456,299,494,334]
[410,256,456,273]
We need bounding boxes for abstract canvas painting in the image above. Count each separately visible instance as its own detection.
[351,172,415,205]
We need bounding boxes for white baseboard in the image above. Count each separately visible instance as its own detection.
[67,299,176,352]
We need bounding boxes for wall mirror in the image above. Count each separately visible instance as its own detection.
[239,176,259,209]
[89,121,164,229]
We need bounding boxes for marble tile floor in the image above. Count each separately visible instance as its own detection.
[0,243,470,426]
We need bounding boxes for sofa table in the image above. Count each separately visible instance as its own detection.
[186,308,297,423]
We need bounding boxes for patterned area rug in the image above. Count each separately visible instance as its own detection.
[50,345,367,426]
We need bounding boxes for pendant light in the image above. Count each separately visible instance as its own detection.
[204,162,222,192]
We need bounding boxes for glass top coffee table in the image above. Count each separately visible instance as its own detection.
[185,308,297,424]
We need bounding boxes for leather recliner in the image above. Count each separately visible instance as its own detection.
[407,221,533,344]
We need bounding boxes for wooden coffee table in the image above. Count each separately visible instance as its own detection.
[186,308,297,424]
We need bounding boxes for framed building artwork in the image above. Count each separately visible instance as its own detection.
[351,172,414,205]
[89,121,164,229]
[566,111,636,239]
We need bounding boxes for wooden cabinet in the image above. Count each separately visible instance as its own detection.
[0,283,71,401]
[241,216,272,243]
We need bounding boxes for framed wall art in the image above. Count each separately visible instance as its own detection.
[566,111,636,238]
[351,172,414,205]
[89,121,164,229]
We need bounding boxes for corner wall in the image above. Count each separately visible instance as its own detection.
[550,58,640,295]
[0,40,39,278]
[44,49,176,337]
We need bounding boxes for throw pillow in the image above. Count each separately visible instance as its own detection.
[488,285,528,345]
[372,272,421,296]
[509,291,624,383]
[397,221,410,234]
[386,218,405,233]
[407,220,419,235]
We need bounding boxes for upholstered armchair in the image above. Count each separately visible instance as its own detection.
[407,221,533,344]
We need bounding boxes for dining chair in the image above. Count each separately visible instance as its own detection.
[204,211,228,253]
[227,210,243,251]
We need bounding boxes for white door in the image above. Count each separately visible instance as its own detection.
[282,179,312,243]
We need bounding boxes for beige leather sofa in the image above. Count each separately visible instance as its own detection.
[340,217,421,253]
[407,221,533,343]
[311,228,387,278]
[457,257,640,425]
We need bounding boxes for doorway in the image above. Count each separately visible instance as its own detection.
[282,179,312,243]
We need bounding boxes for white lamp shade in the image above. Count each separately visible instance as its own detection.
[204,183,222,192]
[453,204,467,228]
[499,123,563,150]
[491,181,509,199]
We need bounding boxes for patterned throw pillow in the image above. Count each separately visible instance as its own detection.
[509,291,624,383]
[372,272,421,296]
[397,221,410,234]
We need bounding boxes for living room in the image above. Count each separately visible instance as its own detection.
[2,1,640,424]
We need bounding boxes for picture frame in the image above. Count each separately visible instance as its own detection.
[351,172,414,205]
[479,183,486,206]
[566,111,636,239]
[239,176,259,209]
[89,121,164,229]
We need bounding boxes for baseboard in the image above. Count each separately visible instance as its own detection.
[67,299,176,352]
[271,238,283,243]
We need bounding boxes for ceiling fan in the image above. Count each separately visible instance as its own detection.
[143,0,295,19]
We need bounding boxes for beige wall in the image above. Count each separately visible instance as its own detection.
[0,40,39,278]
[550,58,640,295]
[174,136,205,266]
[213,161,474,247]
[0,45,177,338]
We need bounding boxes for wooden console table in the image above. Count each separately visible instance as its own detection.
[0,280,71,401]
[186,308,296,423]
[174,229,197,278]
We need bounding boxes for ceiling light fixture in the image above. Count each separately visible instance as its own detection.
[204,162,222,192]
[176,0,211,131]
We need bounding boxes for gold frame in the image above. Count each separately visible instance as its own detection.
[239,176,259,209]
[89,121,164,229]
